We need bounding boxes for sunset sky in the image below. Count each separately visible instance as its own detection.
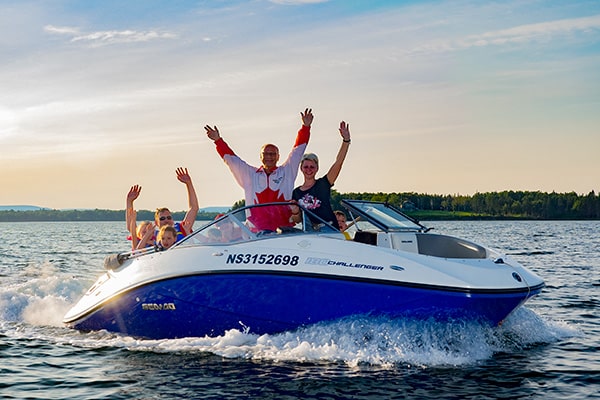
[2,0,599,211]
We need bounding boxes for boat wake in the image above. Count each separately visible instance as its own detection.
[97,308,575,368]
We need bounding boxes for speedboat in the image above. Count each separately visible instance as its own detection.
[63,200,545,339]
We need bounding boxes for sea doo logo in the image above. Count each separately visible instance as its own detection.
[142,303,176,311]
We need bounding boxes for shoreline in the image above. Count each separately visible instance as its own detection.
[1,209,598,222]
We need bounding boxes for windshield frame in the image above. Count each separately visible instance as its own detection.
[341,200,428,232]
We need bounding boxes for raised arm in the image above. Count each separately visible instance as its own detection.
[176,167,200,232]
[126,184,141,229]
[127,208,139,249]
[326,121,351,185]
[293,108,313,148]
[205,125,237,158]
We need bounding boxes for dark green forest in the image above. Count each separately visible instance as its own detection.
[331,190,600,220]
[2,190,599,222]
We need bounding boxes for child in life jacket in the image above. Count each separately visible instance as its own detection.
[157,225,178,250]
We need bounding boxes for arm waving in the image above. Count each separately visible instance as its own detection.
[177,167,200,232]
[326,121,351,185]
[293,108,313,148]
[205,125,237,158]
[126,184,141,232]
[125,185,142,249]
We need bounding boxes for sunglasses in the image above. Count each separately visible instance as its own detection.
[159,216,173,221]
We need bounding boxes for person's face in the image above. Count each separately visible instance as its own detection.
[336,214,347,229]
[156,211,174,227]
[139,223,153,238]
[161,232,177,249]
[260,145,280,169]
[301,159,318,178]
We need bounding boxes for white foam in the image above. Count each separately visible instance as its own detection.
[496,307,583,345]
[0,260,88,327]
[22,296,73,327]
[54,307,579,368]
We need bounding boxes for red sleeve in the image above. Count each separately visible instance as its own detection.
[214,138,235,158]
[294,125,311,147]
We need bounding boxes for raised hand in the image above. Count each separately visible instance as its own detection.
[176,167,192,184]
[127,185,142,203]
[301,108,314,127]
[339,121,350,142]
[204,125,221,141]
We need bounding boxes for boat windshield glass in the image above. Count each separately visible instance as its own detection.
[175,202,339,247]
[342,200,425,232]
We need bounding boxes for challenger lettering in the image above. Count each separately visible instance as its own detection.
[306,257,384,271]
[327,260,384,271]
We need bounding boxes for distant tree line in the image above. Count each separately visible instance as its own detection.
[1,190,599,221]
[229,190,600,220]
[330,190,600,219]
[0,209,221,222]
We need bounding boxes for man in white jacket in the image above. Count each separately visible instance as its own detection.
[205,108,313,231]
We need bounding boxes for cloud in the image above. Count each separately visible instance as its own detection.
[44,24,177,46]
[465,14,600,46]
[44,25,80,35]
[408,14,600,56]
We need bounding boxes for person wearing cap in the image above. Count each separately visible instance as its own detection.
[204,108,313,231]
[292,121,351,230]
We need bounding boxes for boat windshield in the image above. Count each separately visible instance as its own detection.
[175,202,340,247]
[341,200,427,232]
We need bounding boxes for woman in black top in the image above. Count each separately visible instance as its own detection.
[292,121,351,230]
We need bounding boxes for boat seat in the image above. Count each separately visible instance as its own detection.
[353,231,377,246]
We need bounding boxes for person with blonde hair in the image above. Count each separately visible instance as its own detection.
[132,220,154,249]
[293,121,351,230]
[157,225,178,250]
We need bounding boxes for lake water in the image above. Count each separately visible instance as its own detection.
[0,220,598,399]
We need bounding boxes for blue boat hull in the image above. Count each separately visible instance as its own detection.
[70,273,543,339]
